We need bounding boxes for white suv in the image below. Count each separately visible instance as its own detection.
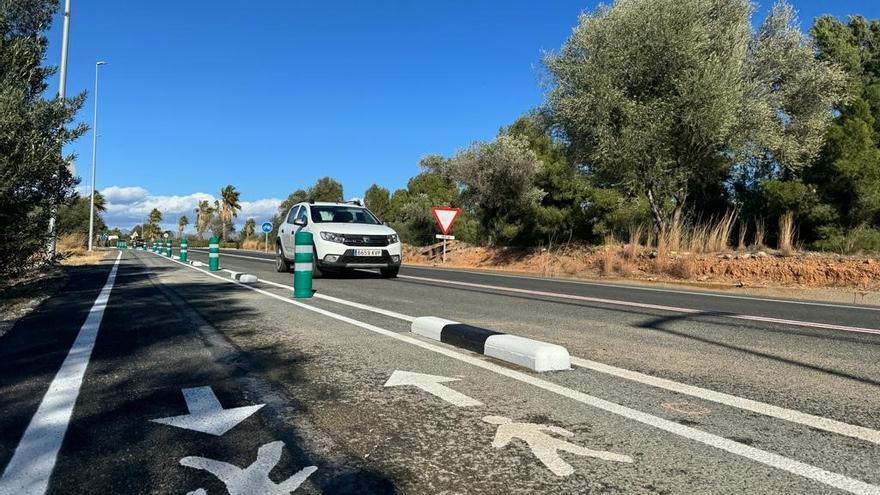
[275,201,402,278]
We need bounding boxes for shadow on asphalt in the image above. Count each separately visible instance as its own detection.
[0,257,399,494]
[638,313,880,388]
[394,278,880,388]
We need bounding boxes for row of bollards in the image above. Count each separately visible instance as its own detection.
[130,234,314,299]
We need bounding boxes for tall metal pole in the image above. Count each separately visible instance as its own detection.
[87,61,107,251]
[47,0,73,261]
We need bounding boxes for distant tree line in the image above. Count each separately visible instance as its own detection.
[354,1,880,253]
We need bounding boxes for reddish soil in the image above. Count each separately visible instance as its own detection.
[403,243,880,291]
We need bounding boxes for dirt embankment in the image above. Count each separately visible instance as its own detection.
[403,242,880,293]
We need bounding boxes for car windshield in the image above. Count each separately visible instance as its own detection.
[310,205,381,225]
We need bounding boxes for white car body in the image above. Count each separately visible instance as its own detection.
[276,201,402,276]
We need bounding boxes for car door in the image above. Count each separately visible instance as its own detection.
[279,206,300,255]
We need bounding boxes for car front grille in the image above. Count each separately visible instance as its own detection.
[342,234,389,247]
[339,250,392,265]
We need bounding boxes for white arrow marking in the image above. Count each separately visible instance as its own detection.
[151,386,264,436]
[384,370,482,407]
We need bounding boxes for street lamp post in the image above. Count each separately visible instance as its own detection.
[47,0,73,261]
[87,61,108,251]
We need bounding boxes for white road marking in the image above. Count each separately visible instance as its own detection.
[152,254,880,494]
[229,266,880,445]
[384,370,483,407]
[190,249,274,263]
[570,356,880,446]
[403,264,880,312]
[180,441,316,495]
[0,252,122,495]
[399,274,880,336]
[258,278,416,322]
[483,415,633,476]
[151,386,264,436]
[192,248,880,312]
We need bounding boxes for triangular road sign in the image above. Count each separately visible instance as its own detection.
[431,207,461,235]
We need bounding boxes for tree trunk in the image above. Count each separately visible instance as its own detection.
[646,188,666,237]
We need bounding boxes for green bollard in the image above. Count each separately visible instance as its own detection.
[165,239,172,257]
[179,238,188,262]
[293,230,314,298]
[208,236,220,271]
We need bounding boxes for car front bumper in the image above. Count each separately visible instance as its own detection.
[316,249,402,269]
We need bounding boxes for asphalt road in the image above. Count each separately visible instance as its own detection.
[1,247,878,494]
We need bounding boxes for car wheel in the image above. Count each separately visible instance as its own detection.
[312,246,323,278]
[380,266,399,278]
[276,242,291,272]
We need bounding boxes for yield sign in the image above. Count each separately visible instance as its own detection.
[431,207,461,235]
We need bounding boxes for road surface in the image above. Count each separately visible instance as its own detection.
[1,247,878,494]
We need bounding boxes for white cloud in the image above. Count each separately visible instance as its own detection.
[101,186,149,204]
[99,185,280,232]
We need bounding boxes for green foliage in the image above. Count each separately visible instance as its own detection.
[177,215,189,236]
[363,184,391,220]
[308,177,344,202]
[546,0,844,237]
[56,194,106,237]
[243,217,256,238]
[218,185,242,240]
[0,0,87,272]
[812,226,880,254]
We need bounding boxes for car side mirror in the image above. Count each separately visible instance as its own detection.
[293,218,307,227]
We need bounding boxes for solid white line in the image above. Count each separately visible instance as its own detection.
[399,275,880,336]
[404,264,880,312]
[257,277,416,322]
[0,252,122,495]
[190,249,271,263]
[238,271,880,445]
[569,357,880,446]
[150,254,879,494]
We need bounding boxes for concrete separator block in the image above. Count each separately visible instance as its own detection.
[410,316,570,372]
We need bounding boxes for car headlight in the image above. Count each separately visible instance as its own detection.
[388,233,399,244]
[320,232,345,243]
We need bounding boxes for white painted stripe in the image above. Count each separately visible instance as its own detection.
[160,256,880,448]
[569,356,880,446]
[150,254,880,495]
[189,249,272,262]
[411,316,457,341]
[209,244,219,249]
[0,252,122,495]
[294,263,312,272]
[399,275,880,336]
[294,245,312,254]
[407,264,880,312]
[208,253,219,258]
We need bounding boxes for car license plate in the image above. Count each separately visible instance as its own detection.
[354,249,381,257]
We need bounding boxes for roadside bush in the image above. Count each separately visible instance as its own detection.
[812,226,880,254]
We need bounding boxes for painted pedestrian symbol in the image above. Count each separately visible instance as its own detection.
[482,416,633,476]
[181,441,316,494]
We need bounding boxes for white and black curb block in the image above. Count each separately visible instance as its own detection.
[228,271,258,283]
[411,317,570,372]
[189,260,205,267]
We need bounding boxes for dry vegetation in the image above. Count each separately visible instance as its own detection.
[57,233,108,266]
[403,214,880,291]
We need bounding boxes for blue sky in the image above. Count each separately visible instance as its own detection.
[45,0,880,230]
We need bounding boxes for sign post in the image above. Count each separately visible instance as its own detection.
[261,222,273,253]
[431,207,461,263]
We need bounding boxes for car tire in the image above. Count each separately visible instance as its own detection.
[275,242,291,272]
[312,246,323,278]
[380,266,399,278]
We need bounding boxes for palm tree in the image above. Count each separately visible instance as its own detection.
[178,215,189,239]
[243,218,256,239]
[219,185,242,241]
[148,208,162,239]
[195,200,214,239]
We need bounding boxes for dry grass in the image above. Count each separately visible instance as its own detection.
[778,212,796,256]
[240,238,269,251]
[56,233,108,266]
[753,219,766,249]
[737,221,747,251]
